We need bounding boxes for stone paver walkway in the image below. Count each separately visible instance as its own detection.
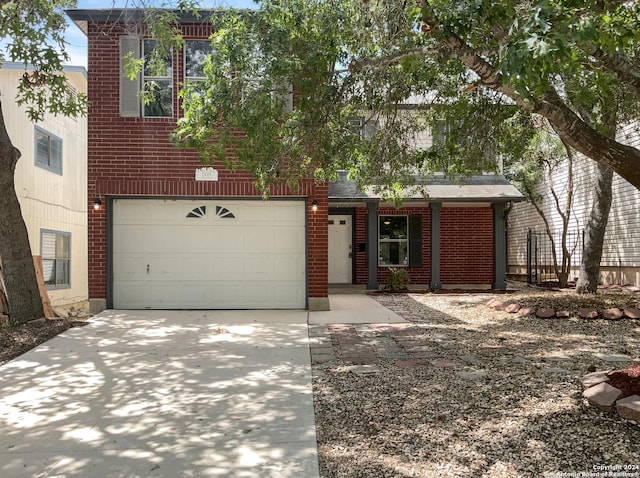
[308,321,635,376]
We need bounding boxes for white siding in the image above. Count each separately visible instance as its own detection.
[508,123,640,285]
[1,65,88,308]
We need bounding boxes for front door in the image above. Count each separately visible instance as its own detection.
[328,215,352,283]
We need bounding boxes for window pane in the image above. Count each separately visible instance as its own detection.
[55,260,70,285]
[379,216,407,240]
[51,137,62,172]
[42,232,56,258]
[185,40,212,78]
[379,242,408,266]
[55,235,70,259]
[36,130,50,166]
[43,259,55,285]
[144,39,172,77]
[144,80,173,117]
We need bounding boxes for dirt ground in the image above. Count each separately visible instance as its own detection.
[0,318,87,366]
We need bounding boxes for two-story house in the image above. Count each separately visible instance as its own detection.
[67,8,522,314]
[1,61,88,311]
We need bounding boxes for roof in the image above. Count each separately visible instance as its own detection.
[65,8,230,36]
[329,171,525,203]
[1,61,87,79]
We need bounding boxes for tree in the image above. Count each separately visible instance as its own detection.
[0,0,88,325]
[506,127,578,288]
[167,0,640,294]
[172,0,640,196]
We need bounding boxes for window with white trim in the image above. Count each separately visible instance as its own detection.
[41,230,71,289]
[35,127,62,175]
[143,39,173,117]
[379,216,408,266]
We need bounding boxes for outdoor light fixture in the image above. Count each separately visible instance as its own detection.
[383,217,391,225]
[311,200,318,212]
[93,198,102,211]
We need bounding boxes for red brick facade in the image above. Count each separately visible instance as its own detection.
[440,207,494,284]
[85,21,328,303]
[353,205,494,287]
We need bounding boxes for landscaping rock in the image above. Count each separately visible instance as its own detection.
[518,306,535,316]
[53,308,70,319]
[624,307,640,319]
[578,308,599,319]
[490,300,505,309]
[616,395,640,422]
[535,308,555,318]
[495,302,510,311]
[556,310,571,318]
[602,308,623,320]
[456,370,488,380]
[348,365,381,375]
[583,382,623,412]
[596,354,632,363]
[505,303,521,313]
[581,371,610,390]
[460,355,483,365]
[430,359,460,368]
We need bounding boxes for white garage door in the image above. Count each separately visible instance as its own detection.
[112,199,306,309]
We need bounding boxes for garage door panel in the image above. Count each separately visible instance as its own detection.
[180,256,214,280]
[114,282,179,308]
[112,199,307,309]
[273,256,305,277]
[272,228,306,252]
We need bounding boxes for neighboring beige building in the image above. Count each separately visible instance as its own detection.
[508,122,640,286]
[1,61,88,309]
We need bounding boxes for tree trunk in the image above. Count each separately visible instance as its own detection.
[575,162,614,293]
[0,99,45,325]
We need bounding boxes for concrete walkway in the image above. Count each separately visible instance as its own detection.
[309,294,406,324]
[0,310,318,477]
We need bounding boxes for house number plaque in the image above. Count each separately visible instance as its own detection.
[195,167,219,181]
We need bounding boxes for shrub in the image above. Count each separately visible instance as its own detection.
[385,267,410,291]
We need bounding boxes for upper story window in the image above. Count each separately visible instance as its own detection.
[349,116,379,140]
[379,216,408,266]
[185,39,213,82]
[142,39,173,117]
[35,126,62,175]
[41,230,71,289]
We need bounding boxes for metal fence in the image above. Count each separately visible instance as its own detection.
[527,229,584,284]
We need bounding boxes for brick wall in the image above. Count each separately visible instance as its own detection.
[440,207,494,284]
[86,21,327,301]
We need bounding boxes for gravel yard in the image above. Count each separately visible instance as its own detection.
[312,287,640,478]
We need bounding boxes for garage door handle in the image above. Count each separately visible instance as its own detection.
[147,264,150,274]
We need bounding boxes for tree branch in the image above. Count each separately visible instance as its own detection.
[348,47,436,73]
[419,1,522,102]
[588,47,640,97]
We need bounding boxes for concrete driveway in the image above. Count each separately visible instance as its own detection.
[0,310,319,477]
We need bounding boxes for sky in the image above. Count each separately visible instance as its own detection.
[65,0,258,69]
